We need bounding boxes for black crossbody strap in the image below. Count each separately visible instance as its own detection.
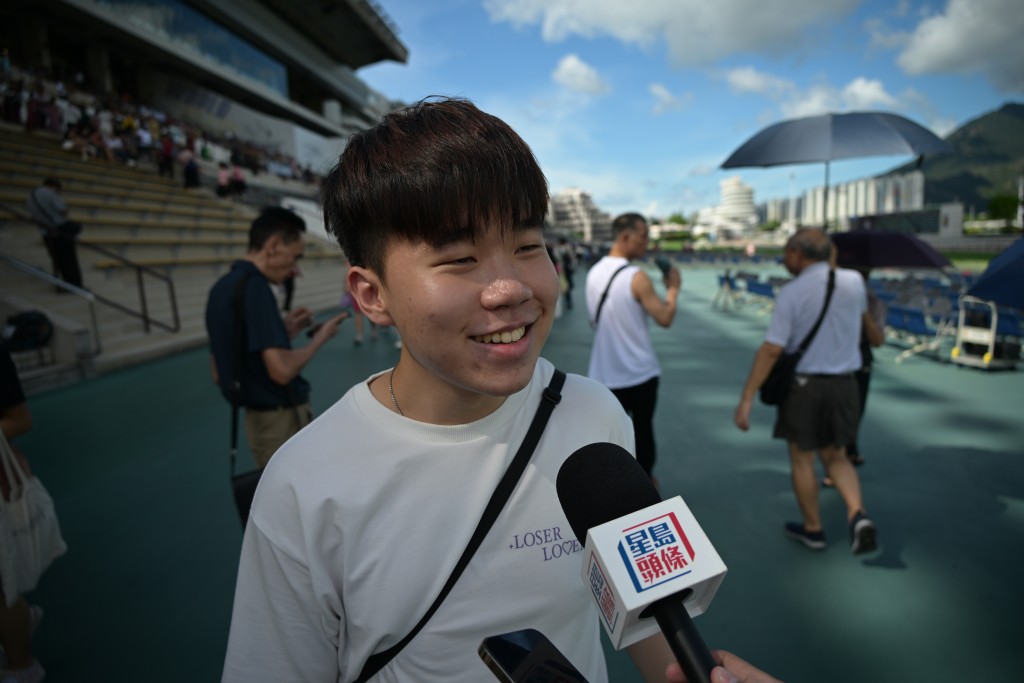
[592,263,630,329]
[797,269,836,354]
[355,369,567,683]
[229,271,253,476]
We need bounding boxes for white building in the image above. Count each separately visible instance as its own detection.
[548,188,612,243]
[693,176,758,239]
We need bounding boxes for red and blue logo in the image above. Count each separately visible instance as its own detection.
[616,511,696,592]
[587,554,620,631]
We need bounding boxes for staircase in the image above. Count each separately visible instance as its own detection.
[0,127,347,393]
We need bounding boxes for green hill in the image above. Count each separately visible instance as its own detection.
[885,102,1024,213]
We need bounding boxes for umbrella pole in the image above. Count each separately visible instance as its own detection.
[823,161,830,231]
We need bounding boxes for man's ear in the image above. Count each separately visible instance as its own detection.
[348,266,394,327]
[263,233,282,256]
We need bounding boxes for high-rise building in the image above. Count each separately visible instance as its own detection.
[548,188,613,242]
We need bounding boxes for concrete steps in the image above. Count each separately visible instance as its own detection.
[0,128,345,393]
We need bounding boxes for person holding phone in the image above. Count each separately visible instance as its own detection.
[585,213,682,482]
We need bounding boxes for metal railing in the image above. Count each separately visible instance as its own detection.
[0,204,180,334]
[0,250,102,356]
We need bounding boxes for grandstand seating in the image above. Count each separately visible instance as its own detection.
[0,126,346,392]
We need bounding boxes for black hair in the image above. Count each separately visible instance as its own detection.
[248,206,305,252]
[321,97,548,279]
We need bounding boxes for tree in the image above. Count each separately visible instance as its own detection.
[987,194,1018,221]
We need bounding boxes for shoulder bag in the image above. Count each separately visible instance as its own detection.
[759,269,835,406]
[0,432,67,606]
[355,369,567,683]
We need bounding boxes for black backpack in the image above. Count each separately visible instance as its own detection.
[5,310,54,352]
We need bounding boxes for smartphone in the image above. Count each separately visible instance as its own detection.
[305,310,350,337]
[479,628,590,683]
[654,255,673,277]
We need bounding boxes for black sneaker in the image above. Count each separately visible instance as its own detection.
[784,522,826,550]
[850,511,877,554]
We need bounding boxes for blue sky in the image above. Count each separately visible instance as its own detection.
[358,0,1022,220]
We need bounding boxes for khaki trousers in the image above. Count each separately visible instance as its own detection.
[244,402,313,468]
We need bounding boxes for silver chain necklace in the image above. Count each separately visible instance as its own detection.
[388,366,403,416]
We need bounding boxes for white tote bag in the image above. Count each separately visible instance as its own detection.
[0,432,67,607]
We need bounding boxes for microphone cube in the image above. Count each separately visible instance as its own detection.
[581,496,727,649]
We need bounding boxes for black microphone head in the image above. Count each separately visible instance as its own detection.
[556,442,662,543]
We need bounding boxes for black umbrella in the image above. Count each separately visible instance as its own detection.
[967,237,1024,310]
[721,111,952,226]
[832,230,951,270]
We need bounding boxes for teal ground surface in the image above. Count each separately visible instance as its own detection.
[17,266,1024,682]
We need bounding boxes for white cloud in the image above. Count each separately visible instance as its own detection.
[897,0,1024,92]
[864,18,909,50]
[724,67,794,97]
[649,83,690,115]
[484,0,860,66]
[841,77,899,109]
[551,54,611,95]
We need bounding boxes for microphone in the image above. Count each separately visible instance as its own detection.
[556,443,726,683]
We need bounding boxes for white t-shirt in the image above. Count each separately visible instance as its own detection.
[585,256,661,389]
[222,358,634,683]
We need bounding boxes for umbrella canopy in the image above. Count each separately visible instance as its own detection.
[832,231,951,270]
[967,238,1024,310]
[721,111,952,227]
[721,111,951,168]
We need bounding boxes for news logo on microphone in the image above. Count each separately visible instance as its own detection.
[582,497,726,649]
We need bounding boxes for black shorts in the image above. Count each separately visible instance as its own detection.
[773,374,859,450]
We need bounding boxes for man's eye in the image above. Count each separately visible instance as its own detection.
[448,256,475,265]
[518,243,543,254]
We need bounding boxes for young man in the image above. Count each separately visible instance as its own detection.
[205,207,347,468]
[734,228,877,554]
[586,213,681,478]
[222,99,776,683]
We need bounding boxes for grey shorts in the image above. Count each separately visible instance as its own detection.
[773,374,859,451]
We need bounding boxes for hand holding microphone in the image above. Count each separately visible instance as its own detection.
[556,443,727,683]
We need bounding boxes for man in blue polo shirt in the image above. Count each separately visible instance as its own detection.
[734,228,878,554]
[206,207,348,467]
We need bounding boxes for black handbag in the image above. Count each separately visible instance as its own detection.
[760,270,835,406]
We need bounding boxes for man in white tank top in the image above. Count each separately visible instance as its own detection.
[585,213,682,479]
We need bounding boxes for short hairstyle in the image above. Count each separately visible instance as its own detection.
[42,177,62,190]
[321,97,549,278]
[787,228,832,262]
[248,206,305,251]
[612,212,646,237]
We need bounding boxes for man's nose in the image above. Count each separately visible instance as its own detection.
[481,261,533,309]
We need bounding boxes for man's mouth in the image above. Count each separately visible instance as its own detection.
[472,326,527,344]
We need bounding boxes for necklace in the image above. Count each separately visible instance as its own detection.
[388,366,403,416]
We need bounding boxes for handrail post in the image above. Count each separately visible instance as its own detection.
[137,267,150,333]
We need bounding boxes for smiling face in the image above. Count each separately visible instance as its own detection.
[350,224,558,423]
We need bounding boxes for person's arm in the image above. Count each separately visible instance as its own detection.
[627,635,783,683]
[261,312,347,385]
[734,342,784,431]
[223,523,339,682]
[862,311,884,348]
[209,353,219,385]
[0,401,32,440]
[283,306,314,339]
[633,268,681,328]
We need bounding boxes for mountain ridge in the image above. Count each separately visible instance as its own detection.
[885,102,1024,213]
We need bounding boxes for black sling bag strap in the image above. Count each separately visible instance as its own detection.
[591,263,630,329]
[355,368,567,683]
[797,268,836,355]
[229,271,252,474]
